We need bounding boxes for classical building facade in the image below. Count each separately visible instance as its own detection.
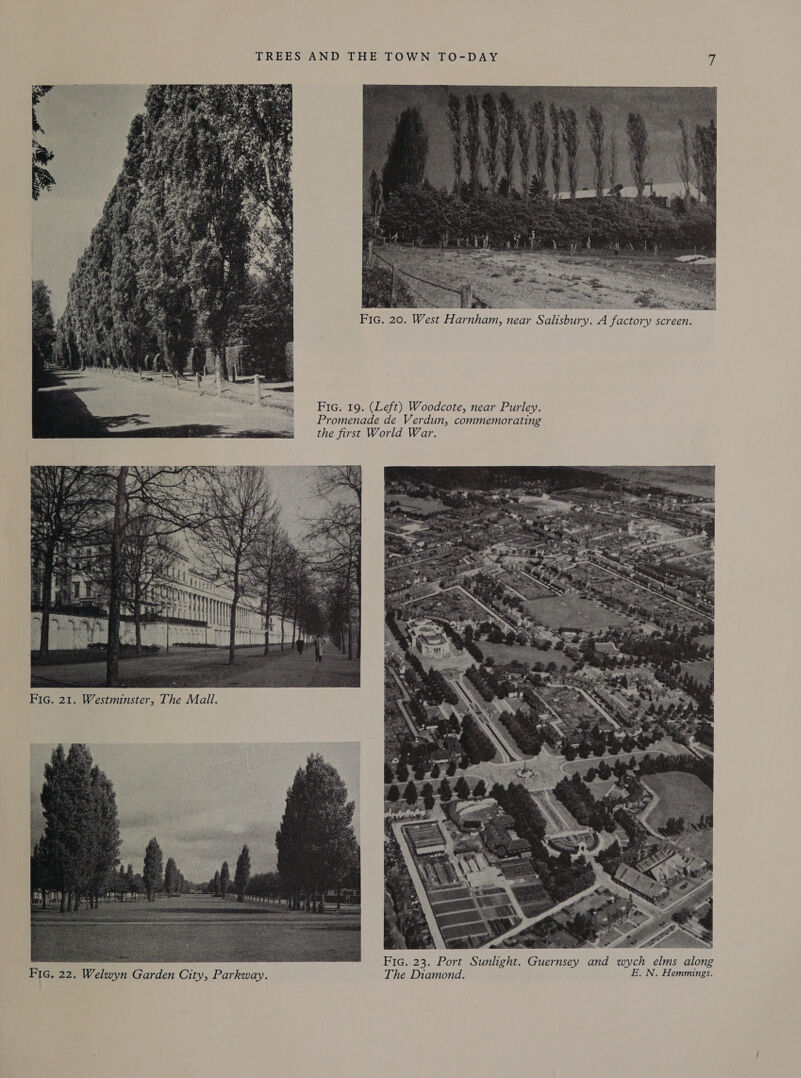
[31,546,300,652]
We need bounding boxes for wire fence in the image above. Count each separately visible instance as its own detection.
[367,242,490,308]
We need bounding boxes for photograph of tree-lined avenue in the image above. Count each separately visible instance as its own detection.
[364,87,716,310]
[32,85,293,438]
[31,743,360,962]
[384,467,713,950]
[31,466,360,688]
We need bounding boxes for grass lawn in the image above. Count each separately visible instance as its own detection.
[642,771,713,830]
[525,594,631,631]
[31,894,360,962]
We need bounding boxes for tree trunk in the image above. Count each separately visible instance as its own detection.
[39,544,55,661]
[60,890,66,913]
[106,467,129,686]
[134,582,142,656]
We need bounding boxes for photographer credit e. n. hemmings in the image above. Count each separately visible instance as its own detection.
[384,467,713,951]
[363,86,715,312]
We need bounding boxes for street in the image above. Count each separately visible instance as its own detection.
[33,368,293,438]
[31,644,359,688]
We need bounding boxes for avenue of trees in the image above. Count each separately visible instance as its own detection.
[367,95,716,251]
[31,466,360,683]
[32,747,359,914]
[47,85,292,381]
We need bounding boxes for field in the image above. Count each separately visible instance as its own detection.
[479,640,575,670]
[680,660,713,686]
[525,594,631,631]
[370,245,715,310]
[401,586,496,625]
[30,894,360,962]
[386,495,445,515]
[642,772,713,830]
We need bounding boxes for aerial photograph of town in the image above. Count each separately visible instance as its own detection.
[384,466,713,950]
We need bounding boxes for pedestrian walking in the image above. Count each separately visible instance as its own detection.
[314,634,323,663]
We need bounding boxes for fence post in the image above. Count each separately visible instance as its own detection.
[390,264,398,307]
[254,374,261,404]
[215,371,222,396]
[460,283,473,309]
[196,372,201,390]
[174,371,179,389]
[367,240,374,267]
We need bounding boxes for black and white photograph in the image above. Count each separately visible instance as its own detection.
[31,466,360,688]
[363,87,716,310]
[30,742,360,963]
[32,84,293,438]
[384,467,713,950]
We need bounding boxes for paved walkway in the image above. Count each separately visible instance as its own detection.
[31,644,359,688]
[33,368,293,438]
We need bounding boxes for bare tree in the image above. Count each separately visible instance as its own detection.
[676,119,693,203]
[30,467,106,661]
[586,107,605,199]
[195,468,277,666]
[531,102,550,194]
[303,467,361,661]
[560,108,580,199]
[607,132,618,189]
[626,112,650,199]
[549,103,562,199]
[251,516,290,655]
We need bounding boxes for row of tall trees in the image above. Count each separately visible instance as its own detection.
[32,749,359,915]
[49,85,292,380]
[31,466,360,683]
[385,94,715,204]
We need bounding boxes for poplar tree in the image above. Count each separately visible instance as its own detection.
[143,838,163,902]
[463,95,482,198]
[381,107,428,200]
[234,844,251,902]
[586,107,606,199]
[627,112,650,199]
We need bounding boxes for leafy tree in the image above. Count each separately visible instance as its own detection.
[164,857,178,895]
[143,837,163,902]
[626,112,650,199]
[275,753,359,912]
[586,107,605,199]
[515,107,532,196]
[438,778,452,802]
[234,844,251,902]
[461,94,483,199]
[220,860,230,897]
[499,92,516,194]
[446,94,463,192]
[403,781,418,805]
[454,775,470,800]
[32,86,55,199]
[387,784,400,802]
[381,107,428,201]
[481,94,500,193]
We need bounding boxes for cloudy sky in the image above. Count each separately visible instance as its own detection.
[32,85,148,319]
[31,742,360,884]
[363,85,716,203]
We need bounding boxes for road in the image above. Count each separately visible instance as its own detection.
[31,644,359,688]
[34,368,293,438]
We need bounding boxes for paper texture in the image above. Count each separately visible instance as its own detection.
[3,0,800,1074]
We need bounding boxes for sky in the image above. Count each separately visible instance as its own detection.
[32,85,148,319]
[363,85,716,204]
[30,742,360,883]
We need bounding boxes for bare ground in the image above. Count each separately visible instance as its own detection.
[369,246,715,309]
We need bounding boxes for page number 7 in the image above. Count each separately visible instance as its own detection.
[708,53,716,65]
